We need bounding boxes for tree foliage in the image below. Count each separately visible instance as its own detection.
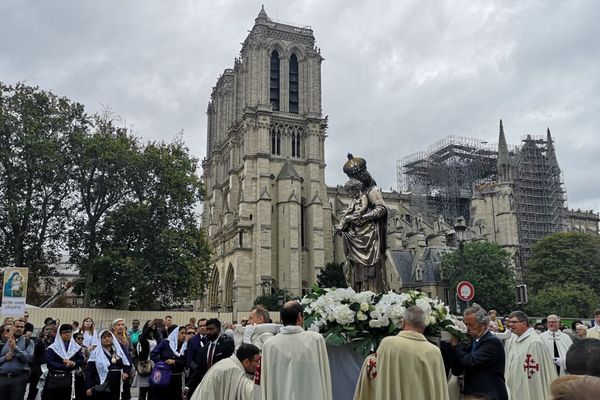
[442,241,516,315]
[317,262,347,289]
[526,232,600,293]
[524,232,600,317]
[254,289,295,312]
[0,82,87,300]
[0,82,211,308]
[83,139,209,310]
[525,283,600,317]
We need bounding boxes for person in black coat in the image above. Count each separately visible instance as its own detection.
[27,324,56,400]
[85,330,132,400]
[185,318,234,396]
[441,305,508,400]
[42,324,84,400]
[150,325,187,400]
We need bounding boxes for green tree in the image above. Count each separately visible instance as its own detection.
[0,82,87,301]
[526,232,600,293]
[68,112,139,306]
[317,262,347,288]
[84,138,211,309]
[253,289,295,312]
[526,283,600,317]
[442,241,516,314]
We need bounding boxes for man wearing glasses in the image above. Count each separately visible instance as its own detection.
[504,311,557,400]
[539,315,573,376]
[0,319,35,400]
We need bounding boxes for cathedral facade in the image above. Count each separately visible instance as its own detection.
[201,7,333,314]
[202,8,599,313]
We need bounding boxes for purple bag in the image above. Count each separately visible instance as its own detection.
[149,361,172,387]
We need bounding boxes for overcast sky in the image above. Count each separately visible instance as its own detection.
[1,0,599,213]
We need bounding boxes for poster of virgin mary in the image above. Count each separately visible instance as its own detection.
[3,270,26,298]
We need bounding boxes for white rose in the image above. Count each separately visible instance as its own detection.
[369,319,382,328]
[357,311,368,321]
[360,303,369,312]
[429,316,437,326]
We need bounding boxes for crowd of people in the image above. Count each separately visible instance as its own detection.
[1,304,600,400]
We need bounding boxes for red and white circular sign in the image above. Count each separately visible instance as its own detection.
[457,281,475,302]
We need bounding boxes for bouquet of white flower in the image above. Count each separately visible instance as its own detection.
[301,286,463,357]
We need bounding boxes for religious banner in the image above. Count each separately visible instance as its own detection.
[1,267,28,316]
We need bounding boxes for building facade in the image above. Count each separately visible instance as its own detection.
[203,8,599,313]
[201,7,332,314]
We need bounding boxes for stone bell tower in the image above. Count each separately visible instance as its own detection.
[201,7,333,314]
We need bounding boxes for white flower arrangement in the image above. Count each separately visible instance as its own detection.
[302,286,460,356]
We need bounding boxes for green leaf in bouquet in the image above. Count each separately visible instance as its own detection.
[445,326,468,341]
[325,332,347,346]
[343,325,356,331]
[387,322,398,334]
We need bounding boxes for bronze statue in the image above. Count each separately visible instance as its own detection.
[335,154,389,293]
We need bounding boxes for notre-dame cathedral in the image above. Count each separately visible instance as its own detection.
[201,7,599,314]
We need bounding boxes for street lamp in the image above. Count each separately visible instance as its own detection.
[454,216,468,313]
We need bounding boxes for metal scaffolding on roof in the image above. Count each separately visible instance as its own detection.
[397,135,499,223]
[513,134,566,273]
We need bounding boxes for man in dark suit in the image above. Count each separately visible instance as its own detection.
[185,318,234,396]
[441,305,508,400]
[185,318,209,370]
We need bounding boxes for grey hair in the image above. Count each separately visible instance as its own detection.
[251,305,270,323]
[464,305,490,326]
[509,310,529,323]
[404,306,428,329]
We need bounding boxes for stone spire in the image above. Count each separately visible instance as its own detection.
[497,119,512,182]
[255,5,271,24]
[546,127,560,169]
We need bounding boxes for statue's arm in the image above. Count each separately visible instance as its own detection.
[361,188,387,221]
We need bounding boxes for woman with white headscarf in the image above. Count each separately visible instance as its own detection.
[42,324,83,400]
[85,330,131,400]
[150,325,187,400]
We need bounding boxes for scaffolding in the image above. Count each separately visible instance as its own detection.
[397,135,498,223]
[513,135,566,273]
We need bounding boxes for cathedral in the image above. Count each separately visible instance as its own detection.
[201,8,599,313]
[201,7,333,313]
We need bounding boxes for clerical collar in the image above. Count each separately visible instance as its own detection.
[280,325,303,335]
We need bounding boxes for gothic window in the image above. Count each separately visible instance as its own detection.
[270,129,281,155]
[291,131,301,158]
[301,198,306,247]
[270,51,280,111]
[295,134,301,157]
[289,54,299,113]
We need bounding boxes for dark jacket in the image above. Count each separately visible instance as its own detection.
[84,342,132,390]
[45,344,84,371]
[185,334,209,369]
[150,339,186,375]
[441,331,508,400]
[186,334,234,394]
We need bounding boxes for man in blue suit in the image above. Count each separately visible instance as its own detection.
[442,305,508,400]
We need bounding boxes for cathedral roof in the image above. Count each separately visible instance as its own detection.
[277,161,302,181]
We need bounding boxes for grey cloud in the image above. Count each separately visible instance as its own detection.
[1,0,598,212]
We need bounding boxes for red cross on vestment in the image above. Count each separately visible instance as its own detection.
[523,353,540,379]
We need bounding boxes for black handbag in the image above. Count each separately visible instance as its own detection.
[47,370,72,390]
[92,379,111,394]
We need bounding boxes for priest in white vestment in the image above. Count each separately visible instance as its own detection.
[190,343,260,400]
[259,301,332,400]
[505,311,557,400]
[354,306,449,400]
[587,310,600,339]
[539,315,573,376]
[234,306,279,351]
